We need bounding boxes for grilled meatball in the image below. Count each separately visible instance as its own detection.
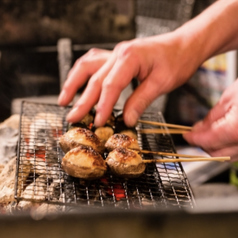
[105,133,140,152]
[80,112,94,126]
[68,112,94,130]
[62,145,107,180]
[59,127,105,154]
[95,126,114,145]
[106,147,146,178]
[120,130,137,140]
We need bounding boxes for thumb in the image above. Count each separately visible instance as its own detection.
[196,101,227,130]
[183,101,227,145]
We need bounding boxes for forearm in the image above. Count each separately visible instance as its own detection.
[174,0,238,66]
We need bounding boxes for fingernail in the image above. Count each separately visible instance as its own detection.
[66,107,79,122]
[125,110,138,127]
[58,90,67,105]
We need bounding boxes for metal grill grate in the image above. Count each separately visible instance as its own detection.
[15,101,195,210]
[135,0,195,37]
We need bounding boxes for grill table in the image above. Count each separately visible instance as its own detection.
[15,101,195,210]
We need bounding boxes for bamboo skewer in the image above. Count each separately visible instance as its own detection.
[138,149,207,158]
[137,119,192,130]
[134,149,231,162]
[136,120,231,162]
[136,149,231,162]
[143,157,230,163]
[138,128,190,134]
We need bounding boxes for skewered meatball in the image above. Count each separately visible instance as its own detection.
[61,145,107,180]
[120,130,137,140]
[105,133,140,152]
[94,126,114,145]
[68,112,94,130]
[59,127,105,154]
[106,147,146,178]
[80,112,94,126]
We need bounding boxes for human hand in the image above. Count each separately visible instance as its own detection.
[58,33,200,127]
[183,79,238,162]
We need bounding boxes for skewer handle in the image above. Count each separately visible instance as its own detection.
[138,149,206,158]
[138,128,190,134]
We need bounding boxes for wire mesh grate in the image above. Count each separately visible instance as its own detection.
[15,101,195,210]
[135,0,195,37]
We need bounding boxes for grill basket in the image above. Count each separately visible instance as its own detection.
[15,101,195,210]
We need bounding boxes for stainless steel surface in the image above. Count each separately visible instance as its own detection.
[57,38,72,90]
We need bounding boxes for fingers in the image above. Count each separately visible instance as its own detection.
[66,40,147,126]
[66,51,118,123]
[65,79,102,123]
[94,50,140,126]
[58,48,111,106]
[191,101,227,132]
[183,105,238,157]
[58,36,185,127]
[194,79,238,131]
[183,79,238,161]
[123,67,175,127]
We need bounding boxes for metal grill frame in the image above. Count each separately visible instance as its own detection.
[15,101,195,210]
